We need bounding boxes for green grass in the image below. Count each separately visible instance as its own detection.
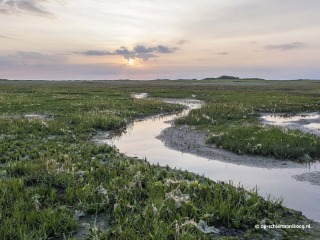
[0,149,291,239]
[207,125,320,161]
[0,79,319,239]
[173,87,320,161]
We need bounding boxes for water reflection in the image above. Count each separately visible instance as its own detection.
[306,123,320,130]
[261,113,320,135]
[261,114,319,124]
[131,93,148,99]
[101,101,320,222]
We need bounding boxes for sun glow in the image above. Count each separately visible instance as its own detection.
[127,58,136,65]
[121,57,145,68]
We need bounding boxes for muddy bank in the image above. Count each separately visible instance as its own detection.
[156,125,305,169]
[293,171,320,186]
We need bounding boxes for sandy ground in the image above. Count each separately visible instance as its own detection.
[156,124,306,169]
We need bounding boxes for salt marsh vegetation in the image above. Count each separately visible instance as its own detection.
[0,79,319,239]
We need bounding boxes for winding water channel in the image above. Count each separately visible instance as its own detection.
[98,98,320,222]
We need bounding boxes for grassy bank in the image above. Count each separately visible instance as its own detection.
[206,125,320,160]
[0,79,319,239]
[2,144,314,239]
[172,81,320,161]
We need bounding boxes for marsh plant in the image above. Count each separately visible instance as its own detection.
[0,79,319,239]
[207,125,320,161]
[175,89,320,161]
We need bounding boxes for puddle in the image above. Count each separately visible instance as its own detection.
[24,114,52,119]
[96,99,320,222]
[261,113,320,135]
[306,123,320,130]
[131,93,148,99]
[161,98,203,108]
[261,114,319,123]
[0,114,53,120]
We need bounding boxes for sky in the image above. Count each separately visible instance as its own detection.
[1,0,320,80]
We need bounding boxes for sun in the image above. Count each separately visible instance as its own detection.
[127,58,136,65]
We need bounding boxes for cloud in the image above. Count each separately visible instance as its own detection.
[181,1,320,39]
[156,45,176,53]
[264,42,306,51]
[0,0,54,17]
[133,45,176,54]
[78,44,177,61]
[134,45,154,53]
[217,52,229,55]
[0,62,123,80]
[0,51,124,80]
[80,50,114,56]
[80,47,136,60]
[0,51,63,65]
[177,40,187,45]
[115,47,133,55]
[0,34,10,38]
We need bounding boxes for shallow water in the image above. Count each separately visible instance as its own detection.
[24,114,51,119]
[131,93,148,99]
[261,114,319,124]
[100,100,320,222]
[306,123,320,130]
[0,114,52,120]
[261,113,320,135]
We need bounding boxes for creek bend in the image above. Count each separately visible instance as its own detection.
[95,98,320,222]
